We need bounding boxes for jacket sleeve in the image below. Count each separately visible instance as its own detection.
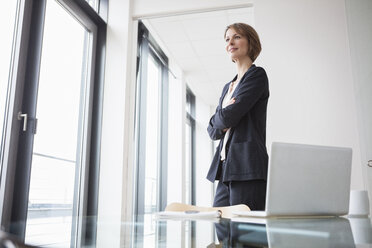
[207,106,226,140]
[207,84,229,140]
[209,68,268,130]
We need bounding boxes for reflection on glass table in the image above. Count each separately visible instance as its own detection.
[152,216,370,248]
[0,230,37,248]
[6,215,372,247]
[348,217,372,246]
[223,217,355,248]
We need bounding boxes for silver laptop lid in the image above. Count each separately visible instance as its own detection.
[266,142,352,216]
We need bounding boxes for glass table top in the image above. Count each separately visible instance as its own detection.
[130,215,372,248]
[2,215,372,247]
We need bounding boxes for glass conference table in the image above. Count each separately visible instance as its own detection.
[2,214,372,247]
[130,215,372,248]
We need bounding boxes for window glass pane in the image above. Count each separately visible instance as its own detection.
[25,0,89,246]
[185,122,191,204]
[0,1,18,173]
[85,0,99,11]
[186,93,191,114]
[185,91,194,205]
[143,54,161,246]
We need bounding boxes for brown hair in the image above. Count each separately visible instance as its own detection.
[224,23,262,62]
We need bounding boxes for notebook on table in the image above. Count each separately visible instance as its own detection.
[233,142,352,218]
[156,210,221,219]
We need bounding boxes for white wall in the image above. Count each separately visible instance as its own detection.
[167,63,185,204]
[132,0,252,18]
[254,0,363,190]
[194,97,214,207]
[166,56,216,208]
[97,0,136,246]
[345,0,372,211]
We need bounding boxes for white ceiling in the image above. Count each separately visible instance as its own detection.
[144,7,254,106]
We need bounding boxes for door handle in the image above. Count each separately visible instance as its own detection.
[17,112,28,131]
[368,160,372,168]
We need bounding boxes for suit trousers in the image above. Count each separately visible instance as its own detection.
[213,178,266,210]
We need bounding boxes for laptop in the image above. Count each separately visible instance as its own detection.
[234,142,352,217]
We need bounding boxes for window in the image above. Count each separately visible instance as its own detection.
[185,89,196,205]
[0,0,18,183]
[0,0,106,247]
[134,22,169,246]
[24,1,90,246]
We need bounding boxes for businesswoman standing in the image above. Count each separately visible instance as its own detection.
[207,23,269,210]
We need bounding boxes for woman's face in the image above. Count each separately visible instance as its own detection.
[225,28,249,62]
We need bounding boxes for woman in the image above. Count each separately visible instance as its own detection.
[207,23,269,210]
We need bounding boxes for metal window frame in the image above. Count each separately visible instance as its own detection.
[0,0,107,246]
[135,22,169,217]
[133,21,169,246]
[186,88,196,205]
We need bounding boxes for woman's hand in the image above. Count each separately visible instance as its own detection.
[226,97,235,106]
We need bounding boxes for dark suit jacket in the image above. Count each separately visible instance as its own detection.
[206,64,269,183]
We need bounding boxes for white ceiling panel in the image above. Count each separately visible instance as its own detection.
[191,39,226,57]
[150,21,189,43]
[147,7,254,106]
[185,70,210,84]
[166,42,197,59]
[181,14,228,41]
[199,55,234,70]
[228,14,254,25]
[207,68,237,83]
[177,57,203,73]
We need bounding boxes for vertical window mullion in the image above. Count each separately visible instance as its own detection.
[159,60,168,212]
[186,89,195,205]
[135,22,169,247]
[135,37,149,219]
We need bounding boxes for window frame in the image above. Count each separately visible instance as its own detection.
[133,21,169,246]
[0,0,107,246]
[185,88,196,205]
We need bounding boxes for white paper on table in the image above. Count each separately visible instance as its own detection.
[156,210,221,219]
